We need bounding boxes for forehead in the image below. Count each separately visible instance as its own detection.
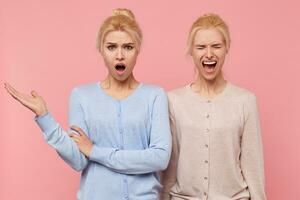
[104,31,134,44]
[193,28,225,45]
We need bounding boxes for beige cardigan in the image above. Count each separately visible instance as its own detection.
[160,83,266,200]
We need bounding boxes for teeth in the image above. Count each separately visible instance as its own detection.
[203,61,217,65]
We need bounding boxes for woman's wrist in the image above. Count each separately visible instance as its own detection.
[35,108,48,117]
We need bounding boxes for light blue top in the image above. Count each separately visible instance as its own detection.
[35,82,172,200]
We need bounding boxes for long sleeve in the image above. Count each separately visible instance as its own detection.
[35,88,88,171]
[88,88,172,174]
[240,94,266,200]
[160,95,179,200]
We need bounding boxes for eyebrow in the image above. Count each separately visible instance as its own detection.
[105,42,134,45]
[212,43,222,46]
[123,43,134,45]
[195,43,223,47]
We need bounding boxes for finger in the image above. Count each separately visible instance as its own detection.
[4,84,28,106]
[4,83,20,99]
[4,85,31,106]
[69,133,82,140]
[31,90,39,98]
[70,125,86,137]
[5,86,18,99]
[69,134,80,142]
[70,137,80,143]
[5,82,19,95]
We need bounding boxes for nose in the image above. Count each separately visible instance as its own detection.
[205,48,214,59]
[116,48,124,61]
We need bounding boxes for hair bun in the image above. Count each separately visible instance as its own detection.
[113,8,135,20]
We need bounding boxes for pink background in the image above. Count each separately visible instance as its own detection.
[1,0,299,199]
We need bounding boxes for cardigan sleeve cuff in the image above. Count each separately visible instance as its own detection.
[34,112,59,136]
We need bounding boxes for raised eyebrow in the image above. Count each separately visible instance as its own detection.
[104,42,135,47]
[105,42,117,45]
[122,43,135,46]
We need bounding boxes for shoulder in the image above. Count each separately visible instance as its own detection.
[167,85,189,99]
[70,82,99,97]
[228,84,260,119]
[167,85,190,106]
[227,82,257,103]
[226,83,259,116]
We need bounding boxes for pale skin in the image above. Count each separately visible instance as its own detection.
[4,30,140,157]
[100,30,140,99]
[190,28,229,100]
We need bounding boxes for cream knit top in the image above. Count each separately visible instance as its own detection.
[161,82,266,200]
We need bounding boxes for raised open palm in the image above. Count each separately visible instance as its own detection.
[4,82,48,116]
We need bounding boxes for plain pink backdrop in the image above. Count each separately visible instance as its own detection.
[1,0,299,199]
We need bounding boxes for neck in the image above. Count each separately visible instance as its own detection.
[192,73,227,96]
[101,73,139,91]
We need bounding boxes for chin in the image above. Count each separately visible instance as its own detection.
[203,74,218,82]
[202,70,222,82]
[113,75,130,82]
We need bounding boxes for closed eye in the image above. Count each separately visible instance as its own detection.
[212,44,222,49]
[195,45,206,50]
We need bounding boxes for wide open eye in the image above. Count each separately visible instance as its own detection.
[124,45,134,51]
[107,45,117,51]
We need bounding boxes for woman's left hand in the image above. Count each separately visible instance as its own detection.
[69,125,93,157]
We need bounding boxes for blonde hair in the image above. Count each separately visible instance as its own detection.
[187,13,230,54]
[96,8,143,53]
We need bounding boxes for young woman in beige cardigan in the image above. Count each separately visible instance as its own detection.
[160,13,266,200]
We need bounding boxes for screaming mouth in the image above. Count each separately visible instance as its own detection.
[202,61,217,68]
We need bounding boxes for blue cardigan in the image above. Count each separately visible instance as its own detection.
[35,82,172,200]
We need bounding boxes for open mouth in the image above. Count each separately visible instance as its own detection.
[202,61,217,69]
[115,64,126,74]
